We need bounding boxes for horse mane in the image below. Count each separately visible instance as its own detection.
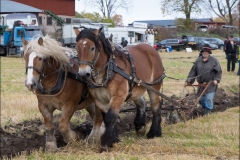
[24,35,73,67]
[76,28,124,58]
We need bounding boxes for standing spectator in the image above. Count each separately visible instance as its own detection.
[224,37,229,59]
[186,44,222,115]
[121,39,128,47]
[145,36,148,43]
[237,45,240,76]
[225,35,238,72]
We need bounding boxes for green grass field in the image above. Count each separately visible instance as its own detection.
[1,49,239,159]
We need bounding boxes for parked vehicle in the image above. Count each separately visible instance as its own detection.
[165,38,184,51]
[61,23,102,47]
[195,37,207,50]
[182,35,198,50]
[154,40,166,50]
[220,25,237,30]
[154,39,183,51]
[0,21,43,56]
[203,38,224,50]
[198,40,218,50]
[196,25,208,32]
[194,37,206,44]
[234,37,240,45]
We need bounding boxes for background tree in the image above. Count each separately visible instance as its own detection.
[207,0,239,25]
[111,14,123,26]
[75,11,115,27]
[75,11,102,22]
[160,0,203,29]
[82,0,132,18]
[100,18,115,27]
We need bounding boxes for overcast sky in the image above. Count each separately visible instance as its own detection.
[75,0,215,25]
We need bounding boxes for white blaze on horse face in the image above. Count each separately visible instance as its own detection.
[78,40,92,76]
[79,40,87,48]
[83,40,87,47]
[26,52,37,87]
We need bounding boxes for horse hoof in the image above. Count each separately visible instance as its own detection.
[146,131,162,139]
[45,142,57,151]
[99,146,110,153]
[136,126,146,136]
[86,136,99,144]
[63,131,77,143]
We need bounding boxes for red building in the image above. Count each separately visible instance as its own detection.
[13,0,75,16]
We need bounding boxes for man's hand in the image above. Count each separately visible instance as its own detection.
[213,80,218,85]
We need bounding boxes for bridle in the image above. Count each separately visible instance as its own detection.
[77,36,102,76]
[25,57,65,80]
[25,58,46,79]
[77,47,101,69]
[25,56,68,96]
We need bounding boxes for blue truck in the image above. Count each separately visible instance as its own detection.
[0,21,43,57]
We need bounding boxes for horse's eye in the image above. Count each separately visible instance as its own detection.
[38,57,42,61]
[91,46,95,52]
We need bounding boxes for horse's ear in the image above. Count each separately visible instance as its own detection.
[21,37,28,47]
[38,37,43,46]
[93,27,103,36]
[73,28,80,36]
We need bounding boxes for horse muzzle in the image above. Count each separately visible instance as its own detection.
[78,66,92,81]
[25,79,37,91]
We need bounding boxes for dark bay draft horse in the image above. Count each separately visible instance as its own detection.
[75,28,165,149]
[22,35,105,151]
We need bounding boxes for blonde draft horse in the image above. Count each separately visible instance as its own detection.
[22,35,105,151]
[75,28,164,149]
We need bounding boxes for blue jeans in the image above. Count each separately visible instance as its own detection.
[199,92,215,110]
[237,60,240,75]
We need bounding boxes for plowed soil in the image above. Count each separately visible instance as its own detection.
[1,88,239,158]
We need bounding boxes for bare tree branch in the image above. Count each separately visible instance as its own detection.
[207,0,238,25]
[82,0,132,19]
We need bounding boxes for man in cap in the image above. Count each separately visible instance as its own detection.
[186,44,222,115]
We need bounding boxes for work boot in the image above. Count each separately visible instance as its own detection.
[204,108,212,115]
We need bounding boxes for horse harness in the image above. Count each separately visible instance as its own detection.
[80,44,166,101]
[26,56,89,104]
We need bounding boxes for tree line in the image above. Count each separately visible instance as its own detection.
[77,0,239,28]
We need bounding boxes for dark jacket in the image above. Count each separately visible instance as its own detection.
[225,41,237,55]
[187,56,222,97]
[224,40,228,52]
[121,40,128,47]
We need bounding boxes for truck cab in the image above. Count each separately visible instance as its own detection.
[13,26,43,46]
[0,21,43,56]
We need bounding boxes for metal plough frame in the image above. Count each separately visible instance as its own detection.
[120,81,212,123]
